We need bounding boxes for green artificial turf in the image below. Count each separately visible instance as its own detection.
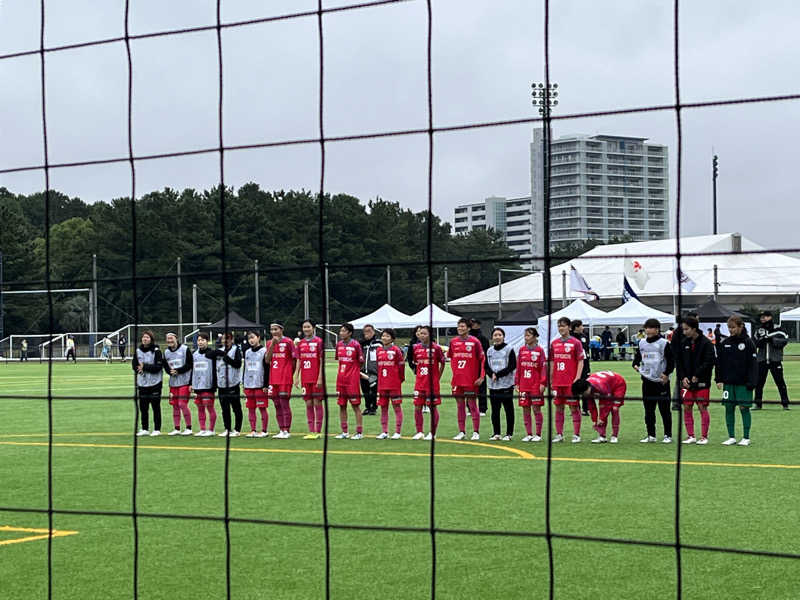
[1,360,799,599]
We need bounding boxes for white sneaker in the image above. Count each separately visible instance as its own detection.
[203,430,215,437]
[351,433,363,440]
[531,435,542,442]
[682,436,696,444]
[283,432,291,439]
[180,429,192,436]
[501,435,511,441]
[272,431,284,439]
[571,435,581,444]
[376,432,389,440]
[453,431,466,440]
[229,431,240,437]
[194,430,207,436]
[521,435,533,442]
[257,431,268,438]
[168,429,181,436]
[412,432,425,440]
[662,436,672,444]
[218,430,229,437]
[552,434,564,443]
[592,436,607,444]
[640,436,656,443]
[424,432,434,441]
[136,429,149,437]
[488,434,501,441]
[470,432,480,441]
[246,431,259,438]
[422,406,430,413]
[335,432,349,439]
[610,436,618,444]
[696,437,708,445]
[479,412,487,417]
[390,432,402,440]
[150,430,161,437]
[738,438,751,446]
[721,437,737,446]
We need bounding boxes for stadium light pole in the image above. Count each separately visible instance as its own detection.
[532,81,558,315]
[92,254,98,333]
[386,265,391,305]
[0,250,4,346]
[303,279,310,320]
[712,154,719,235]
[254,259,260,326]
[443,267,449,311]
[177,257,183,338]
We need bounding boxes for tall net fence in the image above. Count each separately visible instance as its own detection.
[1,1,799,599]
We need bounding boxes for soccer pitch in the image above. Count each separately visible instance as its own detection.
[1,360,799,599]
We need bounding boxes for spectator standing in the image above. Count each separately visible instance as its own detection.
[713,323,726,346]
[752,310,790,410]
[600,326,613,361]
[470,319,491,416]
[118,333,127,360]
[616,329,628,360]
[570,320,592,417]
[359,324,381,416]
[20,339,28,361]
[632,318,674,443]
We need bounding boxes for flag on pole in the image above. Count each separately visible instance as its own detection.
[674,263,697,292]
[624,255,650,289]
[570,266,599,301]
[622,276,639,302]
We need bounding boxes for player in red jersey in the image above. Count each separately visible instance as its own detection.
[294,319,325,440]
[375,329,405,439]
[411,326,445,440]
[335,323,365,439]
[515,327,547,442]
[549,317,586,443]
[266,322,297,439]
[572,371,627,443]
[447,318,486,441]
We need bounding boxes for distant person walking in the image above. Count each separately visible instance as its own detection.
[65,336,77,363]
[118,333,128,360]
[20,339,28,361]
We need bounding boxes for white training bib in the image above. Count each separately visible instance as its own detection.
[194,362,208,372]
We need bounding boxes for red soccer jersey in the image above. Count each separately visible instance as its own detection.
[376,345,405,392]
[515,344,547,392]
[413,343,445,394]
[267,337,297,385]
[586,371,627,400]
[447,335,485,387]
[549,336,585,387]
[297,336,323,384]
[336,339,364,389]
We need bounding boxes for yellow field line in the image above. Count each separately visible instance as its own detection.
[0,525,78,547]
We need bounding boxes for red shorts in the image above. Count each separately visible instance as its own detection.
[452,384,479,397]
[337,387,361,407]
[301,383,324,401]
[268,384,291,401]
[682,388,710,406]
[599,398,624,410]
[552,385,577,406]
[519,391,544,407]
[194,391,215,407]
[413,390,442,406]
[377,390,403,407]
[245,388,268,409]
[169,385,191,406]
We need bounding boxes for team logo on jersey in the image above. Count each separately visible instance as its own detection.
[738,343,745,350]
[309,343,317,350]
[465,342,473,349]
[564,344,573,350]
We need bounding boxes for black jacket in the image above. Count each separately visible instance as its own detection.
[471,329,490,353]
[572,330,591,378]
[715,332,759,388]
[675,333,716,390]
[131,344,164,373]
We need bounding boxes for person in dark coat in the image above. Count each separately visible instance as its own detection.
[470,319,491,415]
[716,315,759,446]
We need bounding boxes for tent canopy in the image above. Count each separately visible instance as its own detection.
[780,306,800,322]
[537,299,607,328]
[350,304,416,329]
[207,311,263,331]
[592,298,675,326]
[407,304,462,328]
[496,304,546,325]
[692,298,745,321]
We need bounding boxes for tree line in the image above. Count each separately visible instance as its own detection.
[0,184,520,336]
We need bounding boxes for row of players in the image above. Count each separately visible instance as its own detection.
[131,314,758,445]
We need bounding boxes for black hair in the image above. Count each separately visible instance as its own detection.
[418,325,433,336]
[198,332,210,341]
[457,318,470,326]
[492,327,506,337]
[341,323,354,334]
[683,316,700,331]
[382,328,396,340]
[524,327,539,337]
[571,319,583,329]
[247,330,261,338]
[644,318,660,329]
[302,319,316,328]
[557,317,571,327]
[571,379,590,397]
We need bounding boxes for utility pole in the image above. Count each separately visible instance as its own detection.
[713,264,719,300]
[712,154,719,235]
[497,270,503,320]
[443,267,449,311]
[192,284,198,349]
[561,269,567,308]
[254,259,260,325]
[386,265,391,305]
[177,257,183,338]
[1,251,5,344]
[324,263,331,347]
[92,254,98,332]
[303,279,310,320]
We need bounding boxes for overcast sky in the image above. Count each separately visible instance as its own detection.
[1,0,799,249]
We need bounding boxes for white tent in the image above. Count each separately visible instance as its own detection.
[780,307,800,322]
[592,298,675,326]
[349,304,417,329]
[536,300,608,350]
[407,304,461,328]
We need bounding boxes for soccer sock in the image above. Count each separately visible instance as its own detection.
[340,414,348,433]
[611,409,620,437]
[589,400,598,426]
[283,397,293,431]
[683,407,695,437]
[198,407,207,431]
[535,411,543,436]
[380,407,389,433]
[259,407,268,432]
[523,411,533,436]
[208,406,217,430]
[180,403,192,429]
[700,408,710,438]
[725,404,736,437]
[305,403,315,432]
[741,407,751,438]
[431,407,440,433]
[356,424,363,434]
[457,401,466,432]
[467,399,480,432]
[393,403,403,434]
[172,405,181,429]
[415,409,424,433]
[248,407,257,431]
[314,404,324,433]
[555,409,565,435]
[276,399,286,431]
[571,410,581,436]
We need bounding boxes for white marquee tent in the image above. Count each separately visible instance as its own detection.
[349,304,416,329]
[780,307,800,322]
[592,298,675,326]
[535,300,609,350]
[407,304,462,328]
